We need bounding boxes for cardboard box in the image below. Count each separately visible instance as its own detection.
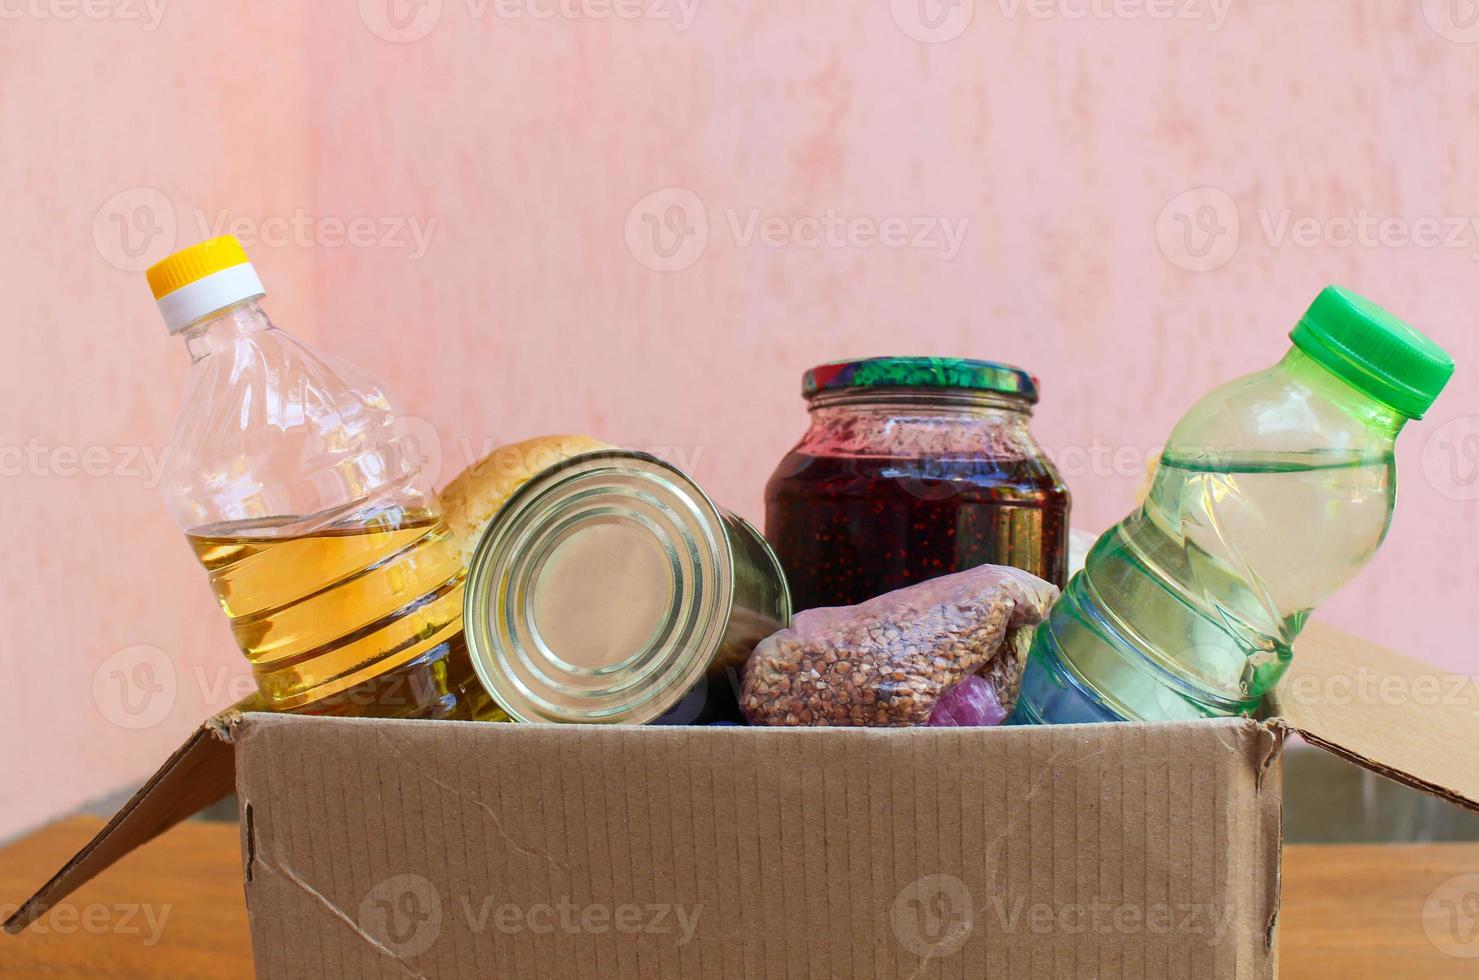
[7,622,1478,978]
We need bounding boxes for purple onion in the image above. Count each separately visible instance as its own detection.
[928,674,1008,727]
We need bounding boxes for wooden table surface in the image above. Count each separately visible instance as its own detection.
[2,817,1477,977]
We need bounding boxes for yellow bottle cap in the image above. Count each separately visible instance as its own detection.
[145,236,266,334]
[146,236,252,300]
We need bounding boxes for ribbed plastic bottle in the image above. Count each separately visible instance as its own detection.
[1012,287,1454,724]
[148,236,502,720]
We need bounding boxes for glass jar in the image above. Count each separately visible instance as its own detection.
[765,357,1071,612]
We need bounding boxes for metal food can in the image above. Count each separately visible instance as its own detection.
[462,450,792,724]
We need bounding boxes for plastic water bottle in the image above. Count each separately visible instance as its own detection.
[1012,287,1454,724]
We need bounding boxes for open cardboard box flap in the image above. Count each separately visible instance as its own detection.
[7,620,1479,937]
[4,704,244,934]
[1266,622,1479,812]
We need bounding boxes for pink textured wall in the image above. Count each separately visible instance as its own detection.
[0,3,318,842]
[2,1,1478,840]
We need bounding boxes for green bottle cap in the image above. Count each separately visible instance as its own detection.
[1290,286,1455,419]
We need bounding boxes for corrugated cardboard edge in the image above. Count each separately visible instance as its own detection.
[1270,720,1479,813]
[1267,621,1479,814]
[1,700,251,934]
[233,714,1287,978]
[1254,720,1285,962]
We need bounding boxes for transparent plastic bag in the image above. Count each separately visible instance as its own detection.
[741,565,1059,727]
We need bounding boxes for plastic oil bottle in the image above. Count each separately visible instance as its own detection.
[148,236,504,720]
[1012,287,1454,724]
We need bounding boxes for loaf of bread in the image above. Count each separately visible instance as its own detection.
[440,434,612,565]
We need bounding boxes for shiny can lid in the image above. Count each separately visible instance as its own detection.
[462,450,736,724]
[802,356,1040,403]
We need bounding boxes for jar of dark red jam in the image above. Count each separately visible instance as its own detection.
[765,357,1071,612]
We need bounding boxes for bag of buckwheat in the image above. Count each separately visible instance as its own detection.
[740,564,1059,727]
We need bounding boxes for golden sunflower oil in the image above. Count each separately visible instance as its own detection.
[188,509,500,720]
